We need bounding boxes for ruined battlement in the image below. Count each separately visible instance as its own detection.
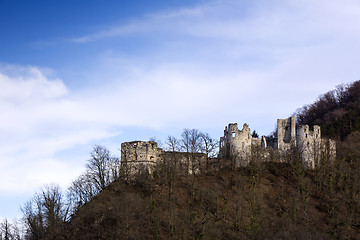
[121,141,162,163]
[121,117,336,177]
[120,141,163,176]
[220,123,255,166]
[219,117,336,168]
[120,141,207,176]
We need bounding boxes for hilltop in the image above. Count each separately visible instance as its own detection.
[68,158,359,239]
[2,81,360,240]
[67,80,360,239]
[296,80,360,140]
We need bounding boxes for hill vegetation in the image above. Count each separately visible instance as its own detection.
[1,81,360,239]
[296,80,360,140]
[68,152,360,239]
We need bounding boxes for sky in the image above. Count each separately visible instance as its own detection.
[1,0,360,220]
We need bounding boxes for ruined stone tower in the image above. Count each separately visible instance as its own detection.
[219,117,336,168]
[296,125,336,168]
[277,117,296,151]
[121,140,207,176]
[219,123,266,166]
[121,141,162,175]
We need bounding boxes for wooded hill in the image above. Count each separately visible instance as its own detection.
[68,154,359,239]
[296,80,360,140]
[1,81,360,240]
[64,81,360,239]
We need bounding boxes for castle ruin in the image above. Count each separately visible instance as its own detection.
[219,117,336,168]
[120,141,207,177]
[120,117,336,177]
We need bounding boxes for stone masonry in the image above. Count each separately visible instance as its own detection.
[121,141,162,176]
[219,117,336,168]
[121,117,336,177]
[121,141,207,176]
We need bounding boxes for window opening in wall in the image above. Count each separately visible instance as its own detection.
[306,133,308,138]
[232,132,236,138]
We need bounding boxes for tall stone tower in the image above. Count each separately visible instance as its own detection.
[296,125,322,168]
[277,116,296,151]
[219,123,255,166]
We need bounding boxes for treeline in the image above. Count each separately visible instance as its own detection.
[162,128,218,158]
[296,80,360,139]
[0,129,218,240]
[2,134,358,239]
[8,142,358,239]
[0,146,121,240]
[2,78,360,239]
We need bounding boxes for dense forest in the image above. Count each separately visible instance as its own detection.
[1,81,360,239]
[296,80,360,140]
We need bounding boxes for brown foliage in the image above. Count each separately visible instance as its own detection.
[296,80,360,139]
[65,153,359,240]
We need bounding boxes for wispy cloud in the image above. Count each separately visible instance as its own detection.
[3,0,360,218]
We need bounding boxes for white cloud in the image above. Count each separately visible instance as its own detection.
[3,0,360,218]
[0,65,67,101]
[69,0,360,131]
[0,65,119,195]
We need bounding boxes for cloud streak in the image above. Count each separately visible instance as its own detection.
[2,0,360,218]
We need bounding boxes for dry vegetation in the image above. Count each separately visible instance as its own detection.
[2,81,360,239]
[67,141,359,240]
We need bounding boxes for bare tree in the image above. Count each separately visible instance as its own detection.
[67,172,97,214]
[22,184,67,240]
[181,129,202,153]
[165,136,180,152]
[181,129,191,153]
[68,145,120,214]
[1,219,13,240]
[109,156,121,182]
[86,145,112,191]
[200,133,219,158]
[149,137,163,148]
[189,129,202,153]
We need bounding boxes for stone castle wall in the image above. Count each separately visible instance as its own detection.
[121,141,207,176]
[121,117,336,176]
[219,117,336,168]
[120,141,163,176]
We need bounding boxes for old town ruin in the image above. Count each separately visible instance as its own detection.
[121,117,336,175]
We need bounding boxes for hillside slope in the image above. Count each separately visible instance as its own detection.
[68,158,359,240]
[19,80,360,240]
[296,80,360,139]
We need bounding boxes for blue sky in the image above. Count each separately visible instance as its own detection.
[1,0,360,220]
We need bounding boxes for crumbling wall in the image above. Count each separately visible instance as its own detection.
[219,123,269,166]
[121,141,163,176]
[161,151,207,174]
[277,117,296,151]
[219,123,252,166]
[121,141,207,177]
[219,117,336,169]
[296,125,322,168]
